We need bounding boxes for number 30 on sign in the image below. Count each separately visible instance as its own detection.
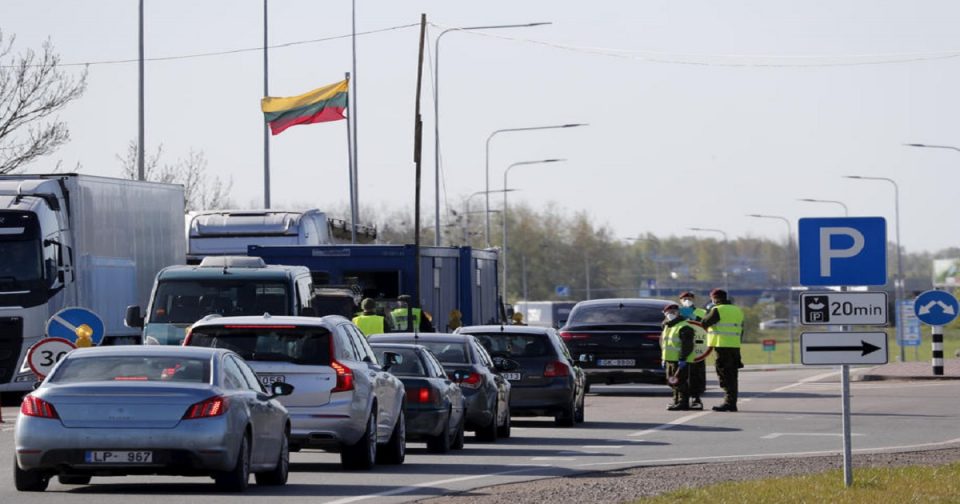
[27,337,77,379]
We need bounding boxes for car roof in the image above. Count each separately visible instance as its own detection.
[67,345,230,359]
[157,264,309,280]
[573,298,672,308]
[189,314,348,330]
[368,333,473,344]
[458,325,553,335]
[368,342,429,351]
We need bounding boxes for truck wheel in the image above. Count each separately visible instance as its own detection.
[376,410,406,465]
[341,411,377,470]
[426,409,452,453]
[13,457,49,492]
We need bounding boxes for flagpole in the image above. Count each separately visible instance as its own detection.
[262,0,271,209]
[345,72,357,244]
[351,0,359,225]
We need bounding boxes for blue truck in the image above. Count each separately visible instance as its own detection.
[248,244,501,331]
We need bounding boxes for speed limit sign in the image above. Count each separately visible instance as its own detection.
[27,338,76,379]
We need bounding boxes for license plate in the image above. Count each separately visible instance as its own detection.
[85,451,153,464]
[597,359,635,367]
[502,372,521,381]
[258,374,286,387]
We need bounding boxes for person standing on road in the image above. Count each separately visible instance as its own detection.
[700,288,744,412]
[678,291,707,410]
[391,295,435,332]
[661,303,695,411]
[353,298,385,337]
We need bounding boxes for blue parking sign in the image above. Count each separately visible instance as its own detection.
[798,217,887,286]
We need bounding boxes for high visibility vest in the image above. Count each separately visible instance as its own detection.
[353,314,385,337]
[391,308,421,331]
[706,304,744,348]
[661,321,696,363]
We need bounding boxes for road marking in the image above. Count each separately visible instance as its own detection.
[531,457,577,461]
[628,410,711,437]
[762,432,865,440]
[583,445,623,449]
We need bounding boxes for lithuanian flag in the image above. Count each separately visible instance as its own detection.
[261,79,348,135]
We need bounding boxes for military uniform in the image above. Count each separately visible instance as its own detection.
[701,291,744,412]
[661,312,696,410]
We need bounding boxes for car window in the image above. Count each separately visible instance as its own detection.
[553,331,575,362]
[345,324,378,364]
[371,347,424,376]
[423,351,445,378]
[148,280,292,323]
[334,328,358,361]
[187,325,332,365]
[222,355,249,390]
[473,341,495,367]
[567,304,665,324]
[412,341,469,364]
[231,355,266,393]
[466,332,552,359]
[49,355,211,383]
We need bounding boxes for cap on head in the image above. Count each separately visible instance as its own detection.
[663,303,680,313]
[710,288,728,300]
[679,291,695,299]
[397,294,411,304]
[361,298,375,311]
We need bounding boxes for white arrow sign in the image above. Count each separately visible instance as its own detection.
[918,300,956,317]
[801,332,888,365]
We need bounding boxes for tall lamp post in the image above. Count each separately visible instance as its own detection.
[689,227,730,291]
[502,159,565,298]
[747,214,797,364]
[843,175,904,362]
[797,198,848,216]
[484,123,587,247]
[463,189,516,245]
[433,22,550,246]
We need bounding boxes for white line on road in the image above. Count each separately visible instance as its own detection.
[762,432,865,440]
[583,445,623,449]
[532,457,578,461]
[628,410,712,437]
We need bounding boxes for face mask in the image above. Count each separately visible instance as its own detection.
[665,312,678,322]
[681,299,693,307]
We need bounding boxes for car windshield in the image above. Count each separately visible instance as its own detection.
[187,326,331,365]
[468,332,551,359]
[412,341,468,364]
[312,295,356,318]
[50,355,211,383]
[149,280,291,323]
[567,304,665,324]
[0,239,42,284]
[371,347,426,376]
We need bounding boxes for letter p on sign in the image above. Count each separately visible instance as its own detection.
[799,217,887,286]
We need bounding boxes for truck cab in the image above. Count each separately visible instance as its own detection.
[126,256,315,345]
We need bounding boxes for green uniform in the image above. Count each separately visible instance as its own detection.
[661,318,695,407]
[703,302,744,409]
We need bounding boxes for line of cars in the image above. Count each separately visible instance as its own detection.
[13,314,589,492]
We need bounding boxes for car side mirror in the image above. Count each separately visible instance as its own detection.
[451,370,466,383]
[124,305,144,328]
[382,351,401,371]
[270,381,295,398]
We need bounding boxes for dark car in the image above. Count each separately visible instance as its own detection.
[370,343,466,453]
[368,333,512,442]
[559,298,671,387]
[457,325,586,426]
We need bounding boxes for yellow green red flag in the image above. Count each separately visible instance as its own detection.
[261,79,348,135]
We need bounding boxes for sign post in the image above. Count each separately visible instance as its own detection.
[762,338,776,364]
[913,290,959,376]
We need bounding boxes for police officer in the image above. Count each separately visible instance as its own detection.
[661,303,695,411]
[700,288,744,412]
[391,295,434,332]
[678,291,707,410]
[353,298,385,337]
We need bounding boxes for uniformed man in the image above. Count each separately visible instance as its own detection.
[391,295,434,332]
[661,303,695,411]
[352,298,385,337]
[700,288,744,412]
[678,291,707,410]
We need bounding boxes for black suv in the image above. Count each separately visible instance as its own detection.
[559,298,670,386]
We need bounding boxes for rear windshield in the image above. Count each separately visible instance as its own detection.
[187,326,331,365]
[567,304,665,325]
[468,333,552,359]
[414,341,469,364]
[371,347,426,376]
[51,355,211,383]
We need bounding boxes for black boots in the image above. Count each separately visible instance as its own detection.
[712,403,738,412]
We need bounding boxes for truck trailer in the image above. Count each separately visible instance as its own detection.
[248,244,500,331]
[0,174,185,391]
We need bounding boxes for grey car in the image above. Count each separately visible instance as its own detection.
[184,314,407,469]
[14,345,293,492]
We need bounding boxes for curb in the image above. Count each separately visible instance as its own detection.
[857,374,960,382]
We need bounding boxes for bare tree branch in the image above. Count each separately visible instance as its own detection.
[118,141,233,212]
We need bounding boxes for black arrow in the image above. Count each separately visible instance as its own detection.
[807,340,881,356]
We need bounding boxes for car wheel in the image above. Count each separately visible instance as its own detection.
[555,397,576,427]
[575,394,586,424]
[255,430,289,486]
[451,411,466,450]
[58,474,91,485]
[475,404,498,442]
[497,405,511,438]
[215,434,250,492]
[377,409,406,465]
[426,409,452,454]
[13,457,49,492]
[584,382,591,394]
[341,410,377,470]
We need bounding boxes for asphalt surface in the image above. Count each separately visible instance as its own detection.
[1,362,958,503]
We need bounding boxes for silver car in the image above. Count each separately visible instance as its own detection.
[184,314,407,469]
[14,345,293,492]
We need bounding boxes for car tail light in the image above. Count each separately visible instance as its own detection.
[544,360,570,378]
[645,334,662,342]
[330,360,354,392]
[183,396,228,419]
[21,395,59,419]
[560,331,591,342]
[450,371,483,389]
[407,387,438,405]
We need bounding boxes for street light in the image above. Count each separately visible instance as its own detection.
[502,159,565,298]
[689,227,730,291]
[433,22,551,246]
[797,198,849,216]
[843,175,904,362]
[747,214,797,364]
[484,123,587,247]
[463,189,516,245]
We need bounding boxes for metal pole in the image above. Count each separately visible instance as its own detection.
[137,0,145,181]
[841,362,853,487]
[892,181,905,363]
[351,0,359,219]
[933,325,944,375]
[345,72,356,243]
[521,254,528,303]
[585,253,591,300]
[262,0,271,208]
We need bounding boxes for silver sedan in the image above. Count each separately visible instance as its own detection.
[14,345,293,492]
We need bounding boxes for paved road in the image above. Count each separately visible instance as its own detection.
[2,366,958,503]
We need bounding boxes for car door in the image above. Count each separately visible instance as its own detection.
[473,341,509,421]
[425,349,462,430]
[346,324,398,437]
[221,354,267,464]
[234,355,285,457]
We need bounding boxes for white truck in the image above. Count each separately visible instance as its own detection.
[185,209,377,264]
[0,174,185,391]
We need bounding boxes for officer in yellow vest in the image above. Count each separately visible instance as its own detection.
[353,298,385,337]
[661,303,696,411]
[678,291,707,409]
[390,295,434,332]
[701,288,744,412]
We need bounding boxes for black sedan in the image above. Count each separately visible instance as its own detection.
[368,333,513,442]
[370,343,466,453]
